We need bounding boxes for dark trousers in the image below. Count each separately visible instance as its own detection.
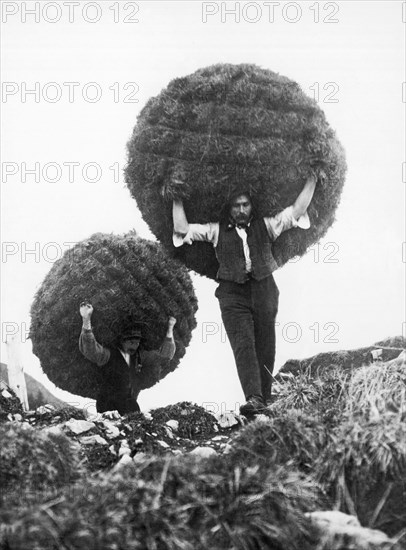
[215,275,279,401]
[97,393,140,416]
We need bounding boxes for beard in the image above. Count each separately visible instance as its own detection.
[234,213,249,226]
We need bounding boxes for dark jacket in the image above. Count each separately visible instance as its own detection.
[79,328,175,415]
[96,347,141,415]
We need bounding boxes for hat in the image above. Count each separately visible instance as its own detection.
[120,321,147,342]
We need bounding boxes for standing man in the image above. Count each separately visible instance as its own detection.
[172,175,317,414]
[79,302,176,415]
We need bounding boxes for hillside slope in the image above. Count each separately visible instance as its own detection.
[0,363,66,409]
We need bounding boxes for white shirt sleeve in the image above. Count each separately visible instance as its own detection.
[264,206,311,241]
[173,222,220,248]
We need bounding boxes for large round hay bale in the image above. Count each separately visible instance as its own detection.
[125,63,347,278]
[30,232,198,399]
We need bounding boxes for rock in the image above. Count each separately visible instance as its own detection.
[36,404,56,415]
[109,445,117,456]
[254,414,270,423]
[164,426,174,439]
[306,510,397,548]
[118,446,132,457]
[222,444,233,455]
[165,419,179,432]
[101,410,122,420]
[1,389,12,399]
[66,419,96,435]
[307,511,360,528]
[216,411,240,428]
[157,440,170,449]
[100,421,120,438]
[80,435,108,446]
[44,426,65,437]
[113,454,133,470]
[189,446,217,458]
[118,440,131,456]
[133,452,147,463]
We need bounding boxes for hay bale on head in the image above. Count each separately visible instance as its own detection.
[30,232,198,399]
[125,63,347,278]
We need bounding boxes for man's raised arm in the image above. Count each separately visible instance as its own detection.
[173,199,189,235]
[264,174,318,240]
[291,174,317,220]
[158,316,176,360]
[79,302,111,366]
[172,199,219,247]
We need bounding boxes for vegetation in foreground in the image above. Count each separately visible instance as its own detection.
[0,341,405,549]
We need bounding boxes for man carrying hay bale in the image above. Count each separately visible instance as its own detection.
[172,175,317,415]
[79,302,176,415]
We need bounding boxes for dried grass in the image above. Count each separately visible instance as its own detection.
[29,232,198,398]
[125,63,347,278]
[1,454,320,550]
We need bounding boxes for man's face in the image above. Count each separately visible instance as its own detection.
[121,338,141,355]
[230,194,252,225]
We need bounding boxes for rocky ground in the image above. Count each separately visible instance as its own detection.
[1,338,405,550]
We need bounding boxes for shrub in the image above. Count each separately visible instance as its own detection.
[30,405,87,425]
[271,368,349,428]
[151,401,219,439]
[0,387,23,421]
[30,232,198,398]
[227,412,330,476]
[315,411,406,536]
[0,423,80,508]
[125,63,347,278]
[345,362,406,420]
[1,454,320,550]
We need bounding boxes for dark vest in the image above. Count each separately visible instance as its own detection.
[215,219,279,283]
[97,348,141,415]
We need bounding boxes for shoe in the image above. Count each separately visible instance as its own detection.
[240,395,266,415]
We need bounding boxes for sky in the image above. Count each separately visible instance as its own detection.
[1,0,405,414]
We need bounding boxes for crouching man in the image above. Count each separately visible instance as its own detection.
[79,302,176,415]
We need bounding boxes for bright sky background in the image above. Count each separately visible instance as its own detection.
[1,1,404,414]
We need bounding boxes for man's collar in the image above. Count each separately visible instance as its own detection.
[226,216,253,231]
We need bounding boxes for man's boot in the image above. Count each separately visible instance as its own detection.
[240,395,266,415]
